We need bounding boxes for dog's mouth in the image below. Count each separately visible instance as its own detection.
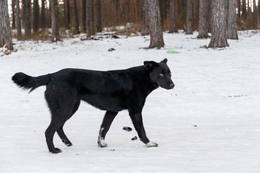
[161,83,175,90]
[167,83,175,89]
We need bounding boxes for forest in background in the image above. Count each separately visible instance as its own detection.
[1,0,260,52]
[8,0,260,40]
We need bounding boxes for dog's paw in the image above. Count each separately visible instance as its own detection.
[49,147,62,154]
[98,138,108,148]
[62,139,73,147]
[146,142,158,147]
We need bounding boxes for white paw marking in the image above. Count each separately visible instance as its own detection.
[146,141,158,147]
[98,138,108,147]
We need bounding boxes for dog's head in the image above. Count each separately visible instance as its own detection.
[144,58,175,89]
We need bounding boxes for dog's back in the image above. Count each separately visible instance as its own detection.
[44,66,154,111]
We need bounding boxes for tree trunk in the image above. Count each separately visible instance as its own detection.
[208,0,212,33]
[136,0,142,22]
[186,0,193,34]
[47,3,51,28]
[141,0,149,36]
[159,0,166,30]
[237,0,241,18]
[197,0,209,38]
[126,0,130,22]
[115,0,119,22]
[50,0,60,42]
[24,0,31,39]
[0,0,13,50]
[242,0,246,19]
[194,0,199,21]
[178,0,186,16]
[40,0,46,30]
[70,0,79,34]
[253,0,258,28]
[247,0,250,16]
[64,0,70,30]
[12,0,15,29]
[169,0,178,33]
[86,0,95,37]
[227,0,238,39]
[33,0,39,33]
[82,0,86,32]
[208,0,229,48]
[147,0,164,49]
[96,0,102,32]
[141,0,150,36]
[16,0,22,40]
[21,0,25,28]
[258,0,260,17]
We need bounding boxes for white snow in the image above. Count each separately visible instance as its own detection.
[1,30,260,172]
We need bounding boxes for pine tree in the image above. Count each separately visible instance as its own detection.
[197,0,209,38]
[24,0,31,39]
[169,0,178,33]
[186,0,193,34]
[40,0,46,30]
[147,0,164,49]
[0,0,13,50]
[141,0,149,36]
[86,0,95,37]
[63,0,70,30]
[70,0,79,34]
[33,0,39,33]
[96,0,102,32]
[50,0,60,42]
[227,0,238,39]
[208,0,229,48]
[15,0,22,40]
[242,0,247,19]
[252,0,258,28]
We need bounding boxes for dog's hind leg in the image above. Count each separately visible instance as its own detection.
[57,125,72,147]
[44,87,78,153]
[45,114,70,153]
[57,99,80,147]
[98,111,118,147]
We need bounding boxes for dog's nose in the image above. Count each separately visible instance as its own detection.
[169,83,175,89]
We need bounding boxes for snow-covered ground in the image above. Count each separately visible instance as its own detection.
[1,31,260,172]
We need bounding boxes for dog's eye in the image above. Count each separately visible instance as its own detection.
[159,73,164,77]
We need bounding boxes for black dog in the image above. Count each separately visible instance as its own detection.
[12,58,174,153]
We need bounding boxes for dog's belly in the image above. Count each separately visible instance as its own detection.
[81,95,127,112]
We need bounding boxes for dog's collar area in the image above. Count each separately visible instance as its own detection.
[152,82,159,88]
[145,77,158,88]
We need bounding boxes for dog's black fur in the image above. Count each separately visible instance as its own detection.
[12,58,174,153]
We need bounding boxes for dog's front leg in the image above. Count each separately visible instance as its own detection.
[129,112,158,147]
[97,111,118,147]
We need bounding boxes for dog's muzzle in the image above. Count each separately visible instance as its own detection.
[169,83,175,89]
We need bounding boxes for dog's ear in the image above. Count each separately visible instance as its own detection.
[144,61,158,71]
[160,58,168,64]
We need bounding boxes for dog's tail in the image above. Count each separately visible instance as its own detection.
[12,72,51,92]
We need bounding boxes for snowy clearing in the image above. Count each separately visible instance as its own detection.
[1,31,260,172]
